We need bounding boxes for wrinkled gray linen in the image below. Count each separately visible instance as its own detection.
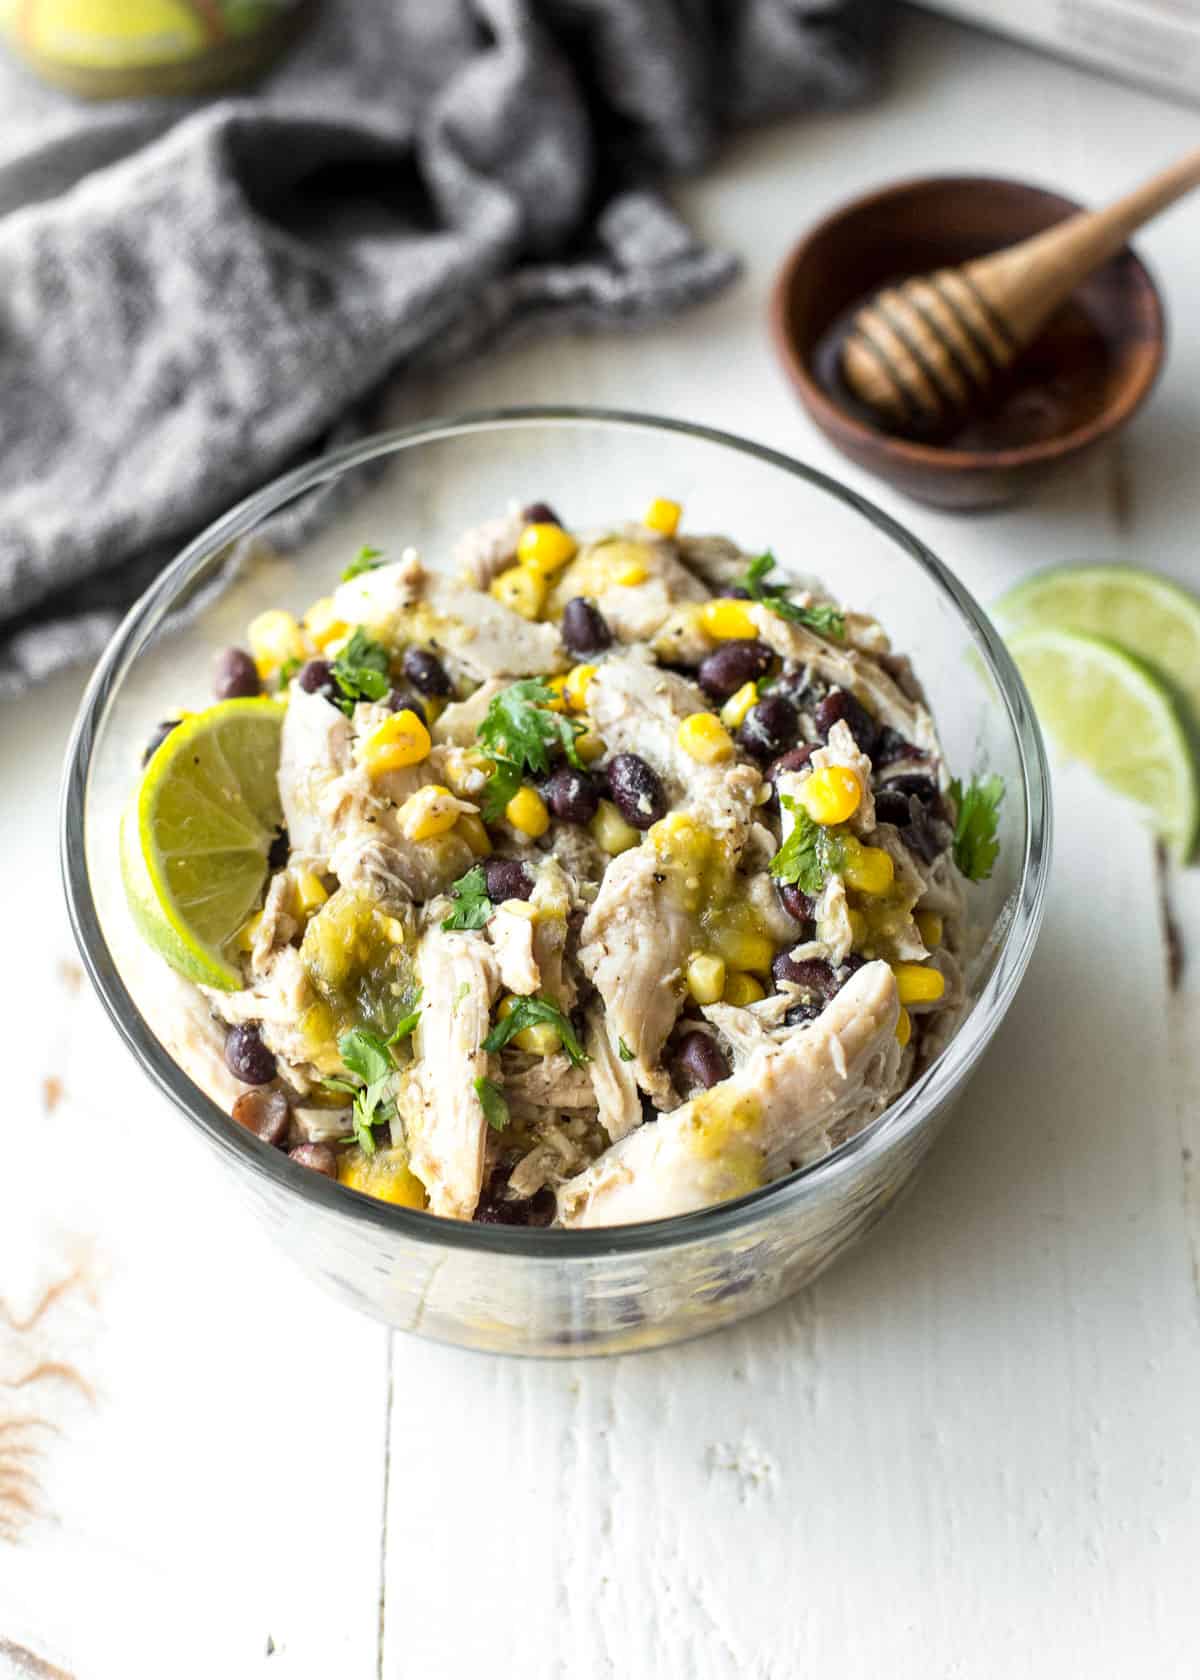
[0,0,884,694]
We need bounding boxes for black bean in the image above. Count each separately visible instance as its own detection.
[224,1024,276,1086]
[561,596,613,655]
[873,789,910,827]
[213,647,262,701]
[297,658,336,699]
[785,1001,823,1026]
[697,639,774,702]
[268,827,290,870]
[476,1169,556,1227]
[773,666,826,711]
[874,727,926,767]
[767,744,816,785]
[724,585,751,600]
[737,695,799,762]
[289,1143,337,1178]
[815,689,877,754]
[385,688,426,723]
[141,719,180,766]
[542,767,599,826]
[676,1032,729,1091]
[778,883,815,928]
[901,796,946,865]
[772,953,835,996]
[402,646,453,697]
[607,753,666,830]
[231,1086,290,1146]
[885,772,939,805]
[484,857,534,902]
[521,501,561,527]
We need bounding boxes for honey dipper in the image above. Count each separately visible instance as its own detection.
[841,147,1200,435]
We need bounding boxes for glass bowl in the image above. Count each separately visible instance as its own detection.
[60,409,1051,1357]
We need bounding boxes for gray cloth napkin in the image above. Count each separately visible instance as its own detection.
[0,0,885,695]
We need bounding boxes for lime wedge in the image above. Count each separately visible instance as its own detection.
[996,565,1200,729]
[121,698,285,990]
[1008,627,1199,859]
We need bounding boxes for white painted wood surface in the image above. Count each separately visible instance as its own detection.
[5,11,1200,1676]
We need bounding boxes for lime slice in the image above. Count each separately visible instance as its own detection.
[1008,627,1199,859]
[996,565,1200,729]
[121,698,285,990]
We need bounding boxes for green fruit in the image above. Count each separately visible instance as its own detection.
[1008,627,1199,860]
[121,699,284,990]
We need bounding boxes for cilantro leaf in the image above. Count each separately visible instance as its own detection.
[769,795,846,896]
[483,996,589,1068]
[330,627,391,715]
[442,865,494,932]
[277,656,301,691]
[341,545,384,582]
[734,551,845,640]
[337,1027,399,1156]
[481,757,523,823]
[474,1076,510,1132]
[948,774,1004,882]
[618,1037,634,1062]
[387,998,423,1044]
[477,679,585,814]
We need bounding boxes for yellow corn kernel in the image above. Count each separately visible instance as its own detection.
[397,784,461,842]
[457,812,492,856]
[722,970,765,1007]
[686,952,727,1006]
[338,1146,427,1209]
[247,609,307,678]
[575,728,606,764]
[677,711,735,764]
[294,871,329,915]
[797,765,861,826]
[490,565,547,621]
[236,910,264,953]
[543,674,569,712]
[517,522,578,578]
[362,708,431,776]
[302,596,349,652]
[841,839,894,897]
[701,598,757,640]
[915,909,943,949]
[643,497,681,536]
[380,915,407,945]
[712,926,775,976]
[498,994,560,1056]
[895,1007,912,1048]
[892,962,946,1006]
[564,663,597,712]
[506,785,550,839]
[847,907,868,947]
[720,681,758,730]
[422,695,446,726]
[591,798,640,856]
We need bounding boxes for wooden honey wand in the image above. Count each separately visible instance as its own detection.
[841,146,1200,435]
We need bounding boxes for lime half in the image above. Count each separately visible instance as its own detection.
[1009,627,1199,859]
[121,698,285,990]
[996,565,1200,730]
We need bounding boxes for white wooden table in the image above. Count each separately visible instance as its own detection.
[5,11,1200,1676]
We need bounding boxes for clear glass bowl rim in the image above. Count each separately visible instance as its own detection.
[60,405,1052,1261]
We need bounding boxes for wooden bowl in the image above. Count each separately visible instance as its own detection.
[771,175,1166,511]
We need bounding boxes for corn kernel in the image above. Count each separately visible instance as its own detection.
[797,765,861,825]
[847,907,868,947]
[544,674,569,712]
[892,962,946,1006]
[517,522,578,578]
[841,839,894,896]
[564,664,597,712]
[643,497,681,536]
[362,708,431,776]
[915,909,943,949]
[701,598,757,640]
[677,711,735,764]
[381,915,407,945]
[397,784,461,842]
[236,910,264,953]
[895,1007,912,1048]
[686,952,727,1006]
[247,609,307,678]
[338,1146,426,1209]
[506,785,550,839]
[722,970,765,1007]
[294,871,329,915]
[711,926,775,976]
[457,812,492,856]
[490,565,547,621]
[591,798,640,856]
[575,729,606,764]
[302,596,349,652]
[720,681,758,730]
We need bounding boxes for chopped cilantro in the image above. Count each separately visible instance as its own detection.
[477,679,585,817]
[948,774,1004,882]
[442,865,494,932]
[341,545,384,582]
[483,995,589,1068]
[474,1076,510,1132]
[480,757,523,823]
[336,1026,398,1155]
[618,1037,634,1062]
[768,795,845,896]
[734,551,845,639]
[330,626,391,715]
[277,656,301,690]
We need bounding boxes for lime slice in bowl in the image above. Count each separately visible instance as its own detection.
[1008,627,1199,860]
[996,564,1200,727]
[121,698,285,990]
